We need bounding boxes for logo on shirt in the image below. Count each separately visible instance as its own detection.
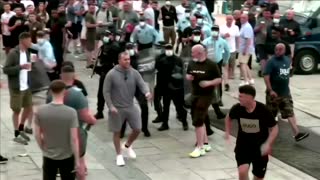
[240,118,260,133]
[279,67,290,79]
[190,70,205,74]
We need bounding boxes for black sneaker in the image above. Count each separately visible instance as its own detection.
[152,116,162,123]
[224,84,230,91]
[158,124,169,131]
[94,112,104,119]
[206,128,214,136]
[216,112,226,119]
[0,155,8,164]
[182,123,189,131]
[143,129,151,137]
[295,132,309,142]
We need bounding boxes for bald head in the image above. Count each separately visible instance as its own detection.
[226,15,234,25]
[240,14,248,24]
[191,44,206,62]
[287,10,295,20]
[275,43,285,56]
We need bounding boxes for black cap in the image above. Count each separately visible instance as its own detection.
[61,65,75,73]
[164,44,173,49]
[194,12,203,19]
[211,25,219,31]
[192,29,201,35]
[126,43,135,49]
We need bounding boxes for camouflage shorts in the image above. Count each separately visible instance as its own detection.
[266,93,294,119]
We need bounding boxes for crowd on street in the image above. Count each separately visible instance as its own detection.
[0,0,312,179]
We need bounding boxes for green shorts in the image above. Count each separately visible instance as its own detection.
[9,89,32,112]
[266,93,294,119]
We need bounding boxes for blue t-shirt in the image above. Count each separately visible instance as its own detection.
[264,55,291,96]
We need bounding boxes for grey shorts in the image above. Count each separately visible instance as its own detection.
[108,105,141,132]
[32,90,47,106]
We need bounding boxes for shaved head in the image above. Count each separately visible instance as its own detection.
[287,10,295,20]
[240,14,248,24]
[275,43,285,56]
[191,44,206,62]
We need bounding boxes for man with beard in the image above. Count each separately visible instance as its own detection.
[50,8,66,77]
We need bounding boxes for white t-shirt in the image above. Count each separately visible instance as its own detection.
[144,7,155,27]
[219,24,240,53]
[21,0,34,8]
[19,51,29,91]
[175,5,186,21]
[1,11,16,36]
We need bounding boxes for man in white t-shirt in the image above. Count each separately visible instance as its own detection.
[1,3,16,54]
[175,0,188,21]
[220,15,240,91]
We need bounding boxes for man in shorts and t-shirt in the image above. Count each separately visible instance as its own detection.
[238,14,255,86]
[186,44,222,158]
[1,3,16,54]
[225,85,279,180]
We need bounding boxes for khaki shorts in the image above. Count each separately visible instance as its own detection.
[9,89,32,112]
[238,54,251,64]
[32,90,47,106]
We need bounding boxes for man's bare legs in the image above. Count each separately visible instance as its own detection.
[125,129,140,147]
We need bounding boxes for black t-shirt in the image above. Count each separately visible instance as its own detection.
[73,79,88,97]
[229,102,277,155]
[50,16,66,45]
[8,15,28,45]
[187,59,221,96]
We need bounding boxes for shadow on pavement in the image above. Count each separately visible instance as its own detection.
[210,109,320,179]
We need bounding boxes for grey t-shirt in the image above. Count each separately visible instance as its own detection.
[35,103,78,160]
[255,17,272,45]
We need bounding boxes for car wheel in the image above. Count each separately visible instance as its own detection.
[294,50,318,74]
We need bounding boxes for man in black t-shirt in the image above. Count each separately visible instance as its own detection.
[186,44,222,158]
[225,85,278,180]
[8,7,28,48]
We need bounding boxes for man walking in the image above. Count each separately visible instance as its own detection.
[186,44,222,158]
[225,85,279,180]
[103,51,151,166]
[264,43,309,141]
[35,80,83,180]
[3,32,33,145]
[238,14,255,86]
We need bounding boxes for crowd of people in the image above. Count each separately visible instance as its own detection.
[0,0,311,180]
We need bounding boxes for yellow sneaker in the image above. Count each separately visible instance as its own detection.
[189,148,206,158]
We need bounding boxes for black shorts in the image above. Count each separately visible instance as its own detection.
[190,96,213,127]
[2,35,12,48]
[43,156,75,180]
[69,22,81,40]
[255,44,268,62]
[235,152,269,178]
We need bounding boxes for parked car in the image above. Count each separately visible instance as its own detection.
[293,6,320,74]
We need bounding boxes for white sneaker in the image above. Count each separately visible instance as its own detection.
[249,79,255,85]
[116,155,125,166]
[203,144,212,152]
[239,81,249,86]
[122,143,137,159]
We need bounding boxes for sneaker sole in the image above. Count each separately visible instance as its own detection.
[0,161,8,164]
[296,133,309,142]
[13,139,28,145]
